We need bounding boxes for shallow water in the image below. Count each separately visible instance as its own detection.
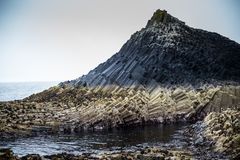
[0,124,188,157]
[0,82,188,157]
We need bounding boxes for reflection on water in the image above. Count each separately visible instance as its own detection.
[0,124,187,156]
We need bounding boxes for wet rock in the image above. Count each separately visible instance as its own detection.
[188,109,240,159]
[44,153,85,160]
[194,135,204,146]
[0,148,17,160]
[105,148,192,160]
[21,154,41,160]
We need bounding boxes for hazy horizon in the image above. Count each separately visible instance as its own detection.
[1,0,240,82]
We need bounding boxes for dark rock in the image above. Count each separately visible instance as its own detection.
[0,148,17,160]
[21,154,41,160]
[44,153,85,160]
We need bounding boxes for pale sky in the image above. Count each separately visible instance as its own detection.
[0,0,239,82]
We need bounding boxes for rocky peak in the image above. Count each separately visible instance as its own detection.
[146,9,184,27]
[61,9,240,88]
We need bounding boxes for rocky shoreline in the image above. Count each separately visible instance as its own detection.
[0,147,194,160]
[0,84,240,160]
[1,108,239,159]
[1,84,240,137]
[184,109,240,160]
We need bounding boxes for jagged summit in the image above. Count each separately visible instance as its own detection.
[146,9,184,27]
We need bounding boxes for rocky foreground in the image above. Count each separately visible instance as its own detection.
[186,109,240,159]
[1,108,239,159]
[0,147,193,160]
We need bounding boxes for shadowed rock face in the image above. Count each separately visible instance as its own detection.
[1,10,240,133]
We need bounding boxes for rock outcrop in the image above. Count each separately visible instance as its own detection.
[0,9,240,134]
[186,108,240,159]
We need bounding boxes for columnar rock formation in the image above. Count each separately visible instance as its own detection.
[186,108,240,159]
[64,9,240,87]
[0,9,240,134]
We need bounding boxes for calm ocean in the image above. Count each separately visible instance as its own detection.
[0,81,59,101]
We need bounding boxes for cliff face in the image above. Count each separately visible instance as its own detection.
[1,10,240,133]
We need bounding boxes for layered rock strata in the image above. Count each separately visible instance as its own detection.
[1,84,240,134]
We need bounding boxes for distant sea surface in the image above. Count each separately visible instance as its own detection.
[0,81,59,101]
